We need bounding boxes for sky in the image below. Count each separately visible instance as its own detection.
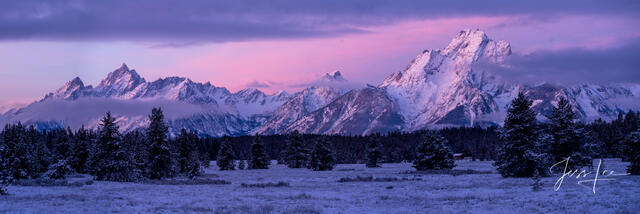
[0,0,639,106]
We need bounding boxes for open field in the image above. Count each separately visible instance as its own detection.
[1,159,639,214]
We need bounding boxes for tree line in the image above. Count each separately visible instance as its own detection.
[1,92,639,194]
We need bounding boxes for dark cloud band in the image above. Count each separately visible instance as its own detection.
[474,37,640,84]
[1,0,638,43]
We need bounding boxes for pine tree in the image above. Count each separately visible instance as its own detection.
[282,130,308,168]
[547,97,592,171]
[44,159,73,179]
[93,112,136,182]
[237,160,245,170]
[217,137,235,170]
[123,130,147,178]
[177,129,202,177]
[186,152,203,178]
[26,125,50,177]
[366,136,383,168]
[145,108,174,179]
[54,129,72,161]
[625,125,640,175]
[494,92,551,178]
[0,133,10,195]
[308,138,336,171]
[2,123,34,179]
[248,135,269,169]
[412,132,455,170]
[70,126,91,173]
[177,129,194,173]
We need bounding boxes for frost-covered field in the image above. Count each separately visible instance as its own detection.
[2,159,639,214]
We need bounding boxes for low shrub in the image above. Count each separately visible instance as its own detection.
[337,176,421,183]
[145,178,231,185]
[240,181,290,188]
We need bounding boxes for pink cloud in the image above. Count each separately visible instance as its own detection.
[162,16,513,94]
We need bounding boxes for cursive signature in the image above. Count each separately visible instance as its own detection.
[550,157,630,194]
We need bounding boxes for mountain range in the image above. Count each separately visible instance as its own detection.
[2,29,639,136]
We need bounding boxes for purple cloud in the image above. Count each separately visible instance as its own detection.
[474,37,640,84]
[1,0,638,43]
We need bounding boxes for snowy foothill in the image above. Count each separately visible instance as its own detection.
[1,159,638,213]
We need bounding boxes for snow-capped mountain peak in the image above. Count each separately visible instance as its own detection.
[96,63,146,96]
[322,70,345,82]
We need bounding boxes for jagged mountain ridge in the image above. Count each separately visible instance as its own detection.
[270,29,639,134]
[2,29,639,136]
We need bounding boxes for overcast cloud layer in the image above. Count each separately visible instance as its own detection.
[1,0,639,43]
[475,37,640,84]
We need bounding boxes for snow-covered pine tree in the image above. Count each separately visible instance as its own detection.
[366,136,383,168]
[0,134,10,195]
[217,137,235,170]
[248,135,269,169]
[2,123,34,179]
[547,97,592,171]
[308,138,336,171]
[54,128,72,161]
[412,132,455,171]
[146,108,174,179]
[26,125,50,177]
[186,152,203,178]
[177,128,196,173]
[70,126,91,173]
[494,92,551,178]
[237,159,245,170]
[44,159,73,180]
[93,112,136,182]
[282,130,308,168]
[625,123,640,175]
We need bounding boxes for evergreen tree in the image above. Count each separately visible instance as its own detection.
[54,129,72,161]
[177,129,202,177]
[366,136,383,168]
[494,92,551,178]
[625,124,640,175]
[237,160,245,170]
[248,135,269,169]
[44,159,72,179]
[547,97,592,170]
[186,152,203,178]
[412,132,455,170]
[2,123,34,179]
[26,126,50,177]
[92,112,136,182]
[123,130,147,178]
[70,126,91,173]
[0,134,10,195]
[145,108,174,179]
[217,137,235,170]
[282,130,308,168]
[177,129,195,173]
[308,138,336,171]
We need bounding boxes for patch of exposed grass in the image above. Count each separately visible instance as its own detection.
[285,193,313,200]
[400,169,493,176]
[337,176,421,182]
[240,181,290,188]
[144,178,231,185]
[11,178,94,187]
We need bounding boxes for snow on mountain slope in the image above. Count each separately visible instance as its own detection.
[256,71,350,135]
[1,63,290,136]
[284,86,403,135]
[380,29,514,129]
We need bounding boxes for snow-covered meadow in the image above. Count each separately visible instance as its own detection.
[1,159,639,213]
